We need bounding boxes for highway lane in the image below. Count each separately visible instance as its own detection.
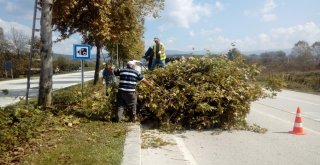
[141,90,320,165]
[0,71,95,107]
[255,90,320,122]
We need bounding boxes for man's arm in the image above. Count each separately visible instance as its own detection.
[141,78,152,88]
[160,43,165,54]
[113,69,120,76]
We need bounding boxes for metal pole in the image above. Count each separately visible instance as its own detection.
[26,0,38,104]
[81,60,84,97]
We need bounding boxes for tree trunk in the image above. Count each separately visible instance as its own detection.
[38,0,53,107]
[93,45,101,85]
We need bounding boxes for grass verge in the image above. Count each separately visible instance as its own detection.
[20,121,127,165]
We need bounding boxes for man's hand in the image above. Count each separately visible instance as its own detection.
[142,78,153,88]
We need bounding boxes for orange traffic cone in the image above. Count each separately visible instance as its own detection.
[290,107,305,135]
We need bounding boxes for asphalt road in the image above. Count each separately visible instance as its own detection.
[0,71,95,107]
[141,90,320,165]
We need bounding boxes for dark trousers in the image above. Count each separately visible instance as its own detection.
[116,90,137,122]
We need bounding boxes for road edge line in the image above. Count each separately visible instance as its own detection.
[173,135,199,165]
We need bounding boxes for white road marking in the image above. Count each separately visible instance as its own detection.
[253,109,320,136]
[277,95,320,106]
[173,135,199,165]
[257,102,320,122]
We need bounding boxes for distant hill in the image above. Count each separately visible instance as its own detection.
[166,50,208,56]
[53,53,109,61]
[166,48,292,56]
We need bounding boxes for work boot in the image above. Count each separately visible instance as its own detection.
[117,107,124,122]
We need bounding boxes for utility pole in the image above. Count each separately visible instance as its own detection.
[26,0,40,104]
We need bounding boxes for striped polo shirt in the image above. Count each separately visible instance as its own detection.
[114,68,144,92]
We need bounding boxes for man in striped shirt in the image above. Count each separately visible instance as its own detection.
[114,61,152,122]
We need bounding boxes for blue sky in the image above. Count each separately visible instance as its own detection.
[0,0,320,55]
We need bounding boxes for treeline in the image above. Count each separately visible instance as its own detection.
[244,40,320,72]
[0,27,96,78]
[242,40,320,92]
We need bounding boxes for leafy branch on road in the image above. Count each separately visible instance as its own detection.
[141,130,176,149]
[2,89,9,95]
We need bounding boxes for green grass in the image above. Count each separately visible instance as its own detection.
[20,121,127,165]
[0,79,127,164]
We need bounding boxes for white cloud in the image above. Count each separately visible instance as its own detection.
[0,20,83,55]
[189,31,195,37]
[199,22,320,52]
[0,18,31,36]
[260,0,277,22]
[214,1,224,12]
[200,27,222,36]
[165,0,212,28]
[258,33,271,43]
[262,13,277,22]
[53,33,82,55]
[5,2,18,13]
[0,18,83,55]
[244,0,277,21]
[166,37,175,45]
[270,22,320,46]
[0,1,33,20]
[261,0,276,13]
[164,37,176,50]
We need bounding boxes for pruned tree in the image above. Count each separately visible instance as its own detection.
[38,0,53,107]
[290,40,313,70]
[311,41,320,66]
[9,27,29,57]
[0,27,13,54]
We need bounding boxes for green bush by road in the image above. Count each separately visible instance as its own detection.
[0,82,126,164]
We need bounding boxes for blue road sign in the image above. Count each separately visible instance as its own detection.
[73,44,91,60]
[4,61,12,70]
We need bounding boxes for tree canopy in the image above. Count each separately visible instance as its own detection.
[52,0,164,58]
[52,0,164,84]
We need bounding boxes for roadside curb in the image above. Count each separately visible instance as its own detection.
[121,123,141,165]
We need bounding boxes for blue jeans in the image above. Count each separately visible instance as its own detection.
[150,59,165,70]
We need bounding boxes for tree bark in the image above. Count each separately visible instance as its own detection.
[93,45,101,85]
[38,0,53,107]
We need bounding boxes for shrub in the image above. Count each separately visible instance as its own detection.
[0,105,52,160]
[285,71,320,92]
[137,56,277,130]
[53,82,117,121]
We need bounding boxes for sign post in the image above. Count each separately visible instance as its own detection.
[73,44,91,97]
[4,61,13,79]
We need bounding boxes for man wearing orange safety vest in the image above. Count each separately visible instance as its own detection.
[150,37,166,70]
